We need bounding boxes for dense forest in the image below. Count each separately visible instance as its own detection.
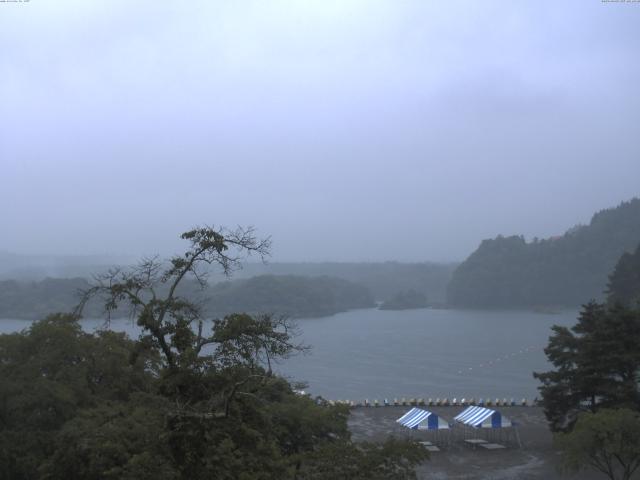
[220,262,456,304]
[379,289,428,310]
[533,248,640,479]
[447,198,640,308]
[0,313,427,480]
[0,278,92,320]
[0,274,373,320]
[202,275,374,318]
[606,242,640,308]
[0,257,456,305]
[0,227,427,479]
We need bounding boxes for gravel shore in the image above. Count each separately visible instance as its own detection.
[348,406,605,480]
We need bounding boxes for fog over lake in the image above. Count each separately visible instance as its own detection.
[0,307,577,401]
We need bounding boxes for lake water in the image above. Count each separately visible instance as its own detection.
[0,308,578,402]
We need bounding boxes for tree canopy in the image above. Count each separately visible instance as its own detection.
[379,289,428,311]
[556,408,640,480]
[0,274,373,321]
[448,198,640,308]
[534,302,640,432]
[0,226,427,479]
[607,242,640,309]
[534,245,640,479]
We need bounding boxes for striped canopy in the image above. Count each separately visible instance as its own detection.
[454,406,512,428]
[396,408,450,430]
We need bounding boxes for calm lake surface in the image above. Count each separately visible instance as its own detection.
[0,308,578,401]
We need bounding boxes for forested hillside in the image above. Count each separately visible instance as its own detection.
[0,275,374,320]
[0,227,428,479]
[447,198,640,308]
[182,262,456,304]
[379,289,428,310]
[0,257,456,305]
[0,278,93,320]
[201,275,374,318]
[607,242,640,308]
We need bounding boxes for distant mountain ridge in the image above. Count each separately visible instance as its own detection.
[201,274,374,318]
[0,274,374,320]
[0,254,456,304]
[447,198,640,308]
[0,252,136,280]
[221,262,456,303]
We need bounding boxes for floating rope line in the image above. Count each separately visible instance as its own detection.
[456,345,544,375]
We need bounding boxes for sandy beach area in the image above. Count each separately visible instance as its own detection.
[348,405,606,480]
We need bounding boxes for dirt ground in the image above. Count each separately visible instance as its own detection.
[348,406,609,480]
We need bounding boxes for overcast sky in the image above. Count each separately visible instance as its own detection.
[1,0,639,262]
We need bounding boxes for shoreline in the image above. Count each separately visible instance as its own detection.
[348,406,599,480]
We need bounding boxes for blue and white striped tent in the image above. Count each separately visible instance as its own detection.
[454,406,512,428]
[396,408,450,430]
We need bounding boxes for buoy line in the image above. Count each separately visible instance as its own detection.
[455,345,544,375]
[322,397,533,408]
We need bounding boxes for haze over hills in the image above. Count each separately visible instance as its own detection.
[0,257,456,319]
[447,198,640,308]
[3,197,639,317]
[202,274,374,319]
[209,262,456,303]
[0,263,452,320]
[2,2,640,478]
[0,274,375,320]
[0,252,138,281]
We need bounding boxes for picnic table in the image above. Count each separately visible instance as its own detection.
[464,438,487,448]
[419,441,440,452]
[479,443,506,450]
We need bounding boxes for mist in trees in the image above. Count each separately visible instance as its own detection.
[448,199,640,308]
[534,244,640,479]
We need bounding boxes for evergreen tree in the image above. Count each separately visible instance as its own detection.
[607,242,640,308]
[448,198,640,308]
[534,302,640,432]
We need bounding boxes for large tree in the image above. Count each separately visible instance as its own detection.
[556,408,640,480]
[0,226,429,479]
[534,302,640,432]
[0,313,163,480]
[77,226,272,371]
[607,242,640,308]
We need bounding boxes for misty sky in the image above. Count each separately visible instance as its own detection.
[1,0,639,262]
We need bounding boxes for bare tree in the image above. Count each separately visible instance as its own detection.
[76,225,271,370]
